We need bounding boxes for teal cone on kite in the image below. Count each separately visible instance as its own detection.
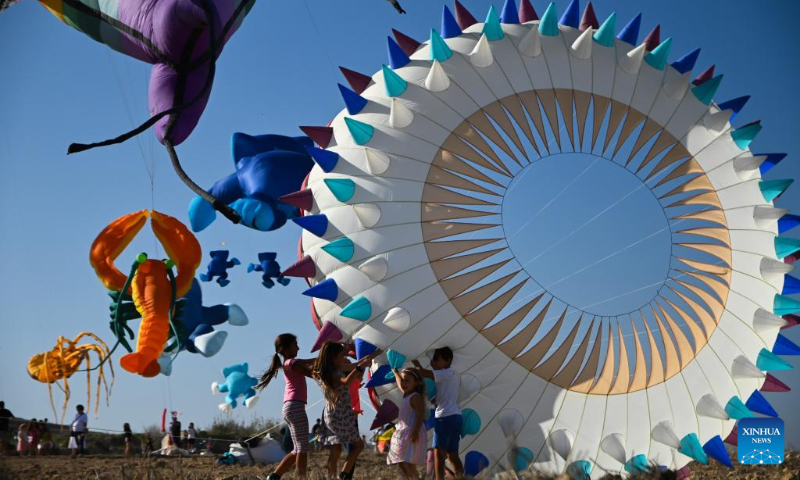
[321,237,355,262]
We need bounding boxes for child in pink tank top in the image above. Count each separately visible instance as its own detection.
[256,333,316,480]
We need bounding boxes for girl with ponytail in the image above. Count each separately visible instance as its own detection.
[256,333,315,480]
[314,341,382,480]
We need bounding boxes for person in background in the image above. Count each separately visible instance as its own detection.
[0,401,13,457]
[169,414,182,448]
[27,418,40,456]
[143,434,155,455]
[310,418,323,452]
[37,421,53,455]
[123,423,134,456]
[187,422,197,451]
[69,404,88,458]
[16,423,30,456]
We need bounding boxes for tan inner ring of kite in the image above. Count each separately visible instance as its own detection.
[421,90,732,394]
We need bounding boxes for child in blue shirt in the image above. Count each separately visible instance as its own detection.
[413,347,464,479]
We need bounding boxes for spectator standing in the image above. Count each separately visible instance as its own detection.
[0,401,13,456]
[27,419,40,456]
[186,423,197,451]
[68,405,88,458]
[123,423,134,456]
[169,414,182,448]
[16,423,30,456]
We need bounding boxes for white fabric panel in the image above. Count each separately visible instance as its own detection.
[729,270,776,312]
[730,230,777,259]
[662,92,712,142]
[717,181,768,210]
[547,390,589,473]
[591,39,616,97]
[626,390,650,457]
[725,207,775,233]
[515,23,555,89]
[486,30,535,94]
[416,45,501,109]
[328,113,440,161]
[628,61,666,116]
[566,31,592,93]
[399,63,485,118]
[707,159,758,191]
[540,27,572,90]
[662,67,691,101]
[693,344,744,410]
[692,131,745,172]
[597,394,627,475]
[646,383,678,468]
[706,326,758,399]
[459,360,529,466]
[566,393,605,474]
[648,79,687,126]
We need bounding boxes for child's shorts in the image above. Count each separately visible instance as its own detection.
[433,414,463,453]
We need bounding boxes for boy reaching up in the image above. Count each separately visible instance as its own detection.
[413,347,464,480]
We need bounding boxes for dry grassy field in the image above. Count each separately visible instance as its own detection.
[0,450,798,479]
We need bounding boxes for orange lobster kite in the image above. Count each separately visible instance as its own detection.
[27,332,113,423]
[89,210,201,377]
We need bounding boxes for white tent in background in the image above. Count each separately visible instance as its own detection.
[226,437,286,465]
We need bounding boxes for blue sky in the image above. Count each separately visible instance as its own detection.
[1,0,798,448]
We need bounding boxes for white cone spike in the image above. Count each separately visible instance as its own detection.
[519,26,542,57]
[754,206,789,228]
[353,203,381,228]
[702,108,733,133]
[619,43,647,75]
[389,98,414,128]
[651,421,682,449]
[425,60,451,92]
[663,71,691,100]
[570,28,593,60]
[458,373,481,403]
[470,34,494,67]
[365,149,391,176]
[734,155,768,180]
[382,306,411,332]
[498,409,525,438]
[753,307,790,332]
[732,355,766,379]
[548,429,574,460]
[696,394,729,420]
[600,433,627,464]
[358,256,388,281]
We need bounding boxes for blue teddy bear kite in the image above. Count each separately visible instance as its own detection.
[188,133,315,233]
[199,250,240,287]
[247,252,290,289]
[211,362,259,413]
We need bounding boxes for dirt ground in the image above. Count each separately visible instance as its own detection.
[0,450,798,480]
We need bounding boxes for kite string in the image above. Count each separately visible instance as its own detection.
[300,0,341,85]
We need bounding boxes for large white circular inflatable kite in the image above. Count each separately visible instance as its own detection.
[283,0,797,477]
